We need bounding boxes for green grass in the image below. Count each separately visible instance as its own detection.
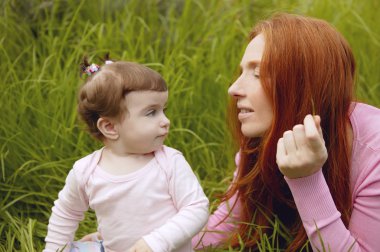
[0,0,379,251]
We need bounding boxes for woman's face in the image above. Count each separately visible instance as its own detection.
[228,34,273,138]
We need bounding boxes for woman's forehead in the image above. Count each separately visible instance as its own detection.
[240,34,265,67]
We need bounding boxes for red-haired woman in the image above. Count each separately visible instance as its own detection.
[192,13,380,251]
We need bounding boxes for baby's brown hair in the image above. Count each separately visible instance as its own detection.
[78,59,167,140]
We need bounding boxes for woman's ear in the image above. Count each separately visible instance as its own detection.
[97,117,119,140]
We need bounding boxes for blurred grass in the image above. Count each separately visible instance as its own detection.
[0,0,379,251]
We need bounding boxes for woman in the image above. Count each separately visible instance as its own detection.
[192,13,380,251]
[83,13,380,251]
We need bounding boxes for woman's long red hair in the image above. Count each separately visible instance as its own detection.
[225,13,355,250]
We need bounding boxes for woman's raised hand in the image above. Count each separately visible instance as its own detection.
[276,115,328,179]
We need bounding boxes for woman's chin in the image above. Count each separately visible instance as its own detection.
[241,125,265,138]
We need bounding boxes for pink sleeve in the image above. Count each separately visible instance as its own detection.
[44,169,89,252]
[143,154,209,252]
[286,156,380,252]
[191,191,240,250]
[192,152,241,250]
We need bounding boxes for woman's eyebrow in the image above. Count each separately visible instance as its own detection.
[240,60,261,70]
[248,61,261,69]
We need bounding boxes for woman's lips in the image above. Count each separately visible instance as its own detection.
[238,108,254,121]
[238,111,254,121]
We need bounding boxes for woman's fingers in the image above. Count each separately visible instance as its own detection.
[281,124,306,155]
[276,137,286,165]
[313,115,324,138]
[304,114,324,150]
[293,124,307,148]
[276,114,327,178]
[283,130,297,154]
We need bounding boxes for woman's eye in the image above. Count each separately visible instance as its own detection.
[253,67,260,78]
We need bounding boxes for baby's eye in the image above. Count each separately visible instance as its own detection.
[146,110,156,116]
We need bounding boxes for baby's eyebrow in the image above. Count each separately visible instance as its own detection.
[143,103,166,110]
[144,104,159,110]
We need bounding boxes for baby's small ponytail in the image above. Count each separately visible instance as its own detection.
[80,56,100,77]
[80,53,114,78]
[80,56,91,77]
[100,53,114,65]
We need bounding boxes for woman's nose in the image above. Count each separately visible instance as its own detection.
[228,78,244,98]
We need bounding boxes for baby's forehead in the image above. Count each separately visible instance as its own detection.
[124,90,168,108]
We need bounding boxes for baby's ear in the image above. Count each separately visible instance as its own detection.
[97,117,119,140]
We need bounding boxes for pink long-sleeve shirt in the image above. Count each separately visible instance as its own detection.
[44,145,209,252]
[193,102,380,251]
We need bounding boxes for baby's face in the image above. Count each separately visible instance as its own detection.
[115,90,170,154]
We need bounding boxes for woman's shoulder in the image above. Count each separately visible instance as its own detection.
[350,102,380,151]
[350,103,380,184]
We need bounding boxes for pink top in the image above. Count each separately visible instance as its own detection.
[44,145,209,252]
[193,103,380,251]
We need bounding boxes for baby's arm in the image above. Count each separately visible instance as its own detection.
[44,169,89,252]
[141,154,209,252]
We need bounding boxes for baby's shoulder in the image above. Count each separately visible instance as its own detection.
[156,145,184,162]
[154,145,188,176]
[72,148,103,177]
[161,145,183,155]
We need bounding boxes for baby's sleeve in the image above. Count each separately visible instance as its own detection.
[143,153,209,252]
[44,169,89,252]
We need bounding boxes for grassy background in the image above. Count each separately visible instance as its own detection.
[0,0,379,251]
